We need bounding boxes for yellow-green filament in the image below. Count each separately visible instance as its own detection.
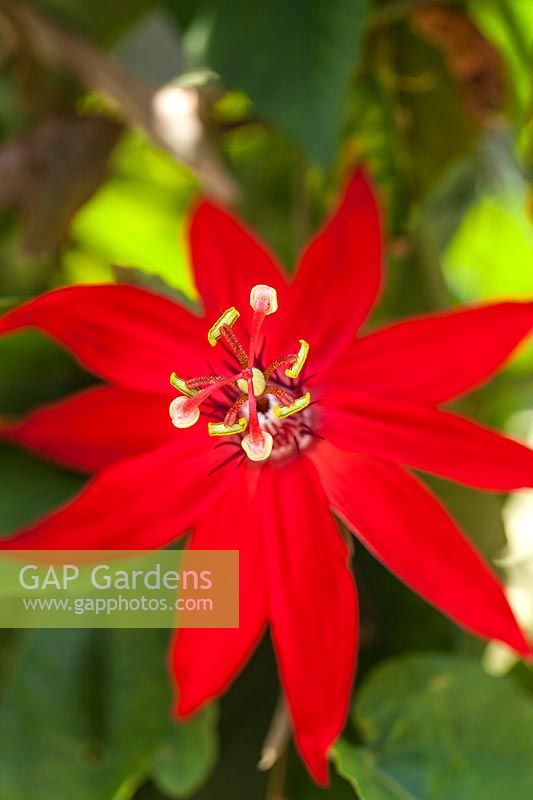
[285,339,309,379]
[273,392,311,419]
[208,306,240,347]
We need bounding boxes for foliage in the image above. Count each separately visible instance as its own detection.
[333,654,533,799]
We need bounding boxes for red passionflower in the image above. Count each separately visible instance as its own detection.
[1,171,533,783]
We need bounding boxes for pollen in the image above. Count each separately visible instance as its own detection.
[169,284,316,463]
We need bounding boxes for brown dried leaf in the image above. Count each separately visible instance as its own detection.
[0,112,122,256]
[411,5,506,122]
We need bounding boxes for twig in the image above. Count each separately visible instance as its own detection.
[265,747,288,800]
[258,694,291,773]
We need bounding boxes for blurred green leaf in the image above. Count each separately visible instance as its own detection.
[0,446,83,533]
[111,266,202,314]
[70,134,197,297]
[0,330,94,414]
[345,76,406,234]
[173,0,371,165]
[333,654,533,799]
[0,627,217,799]
[33,0,155,47]
[334,745,409,800]
[443,192,533,301]
[469,0,533,119]
[152,709,218,798]
[390,25,478,199]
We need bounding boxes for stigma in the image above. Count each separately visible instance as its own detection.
[169,285,314,463]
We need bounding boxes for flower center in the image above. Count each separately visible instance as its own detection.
[168,284,315,463]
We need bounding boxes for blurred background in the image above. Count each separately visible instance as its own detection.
[0,0,532,797]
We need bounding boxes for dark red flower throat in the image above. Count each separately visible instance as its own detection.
[169,284,317,464]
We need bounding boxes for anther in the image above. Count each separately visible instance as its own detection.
[170,372,199,398]
[273,392,311,419]
[208,307,240,347]
[208,418,248,437]
[285,339,309,379]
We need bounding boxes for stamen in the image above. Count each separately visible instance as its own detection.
[168,372,246,429]
[187,375,230,389]
[220,324,248,368]
[285,339,309,379]
[273,392,311,419]
[263,354,297,382]
[224,394,248,426]
[208,307,240,347]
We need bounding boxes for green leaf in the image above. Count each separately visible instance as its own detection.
[152,706,218,798]
[0,329,94,414]
[0,446,84,534]
[333,655,533,799]
[174,0,371,165]
[333,742,415,800]
[0,628,218,800]
[111,265,202,315]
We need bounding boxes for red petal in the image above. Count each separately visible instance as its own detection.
[0,386,173,472]
[261,458,358,784]
[323,302,533,404]
[311,441,530,655]
[272,170,382,372]
[321,392,533,490]
[171,472,267,716]
[0,429,236,549]
[189,201,287,319]
[0,284,207,394]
